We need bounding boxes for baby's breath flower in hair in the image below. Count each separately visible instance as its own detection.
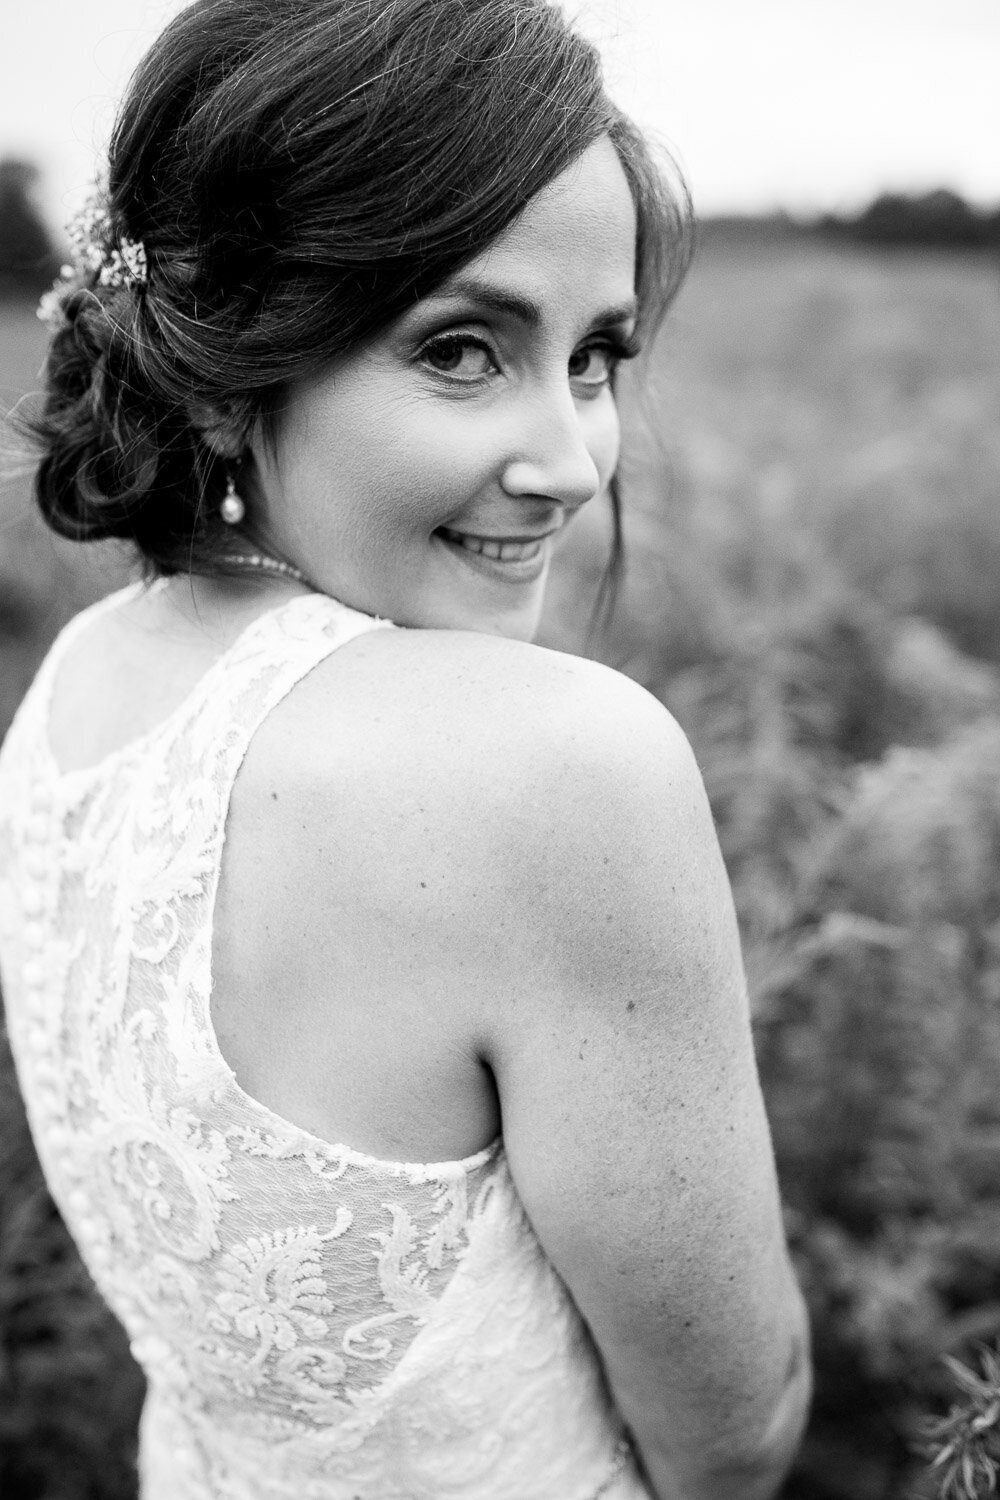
[37,174,147,329]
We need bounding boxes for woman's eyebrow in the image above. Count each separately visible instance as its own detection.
[424,274,638,331]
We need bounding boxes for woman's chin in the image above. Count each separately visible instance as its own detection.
[421,533,550,639]
[390,585,546,641]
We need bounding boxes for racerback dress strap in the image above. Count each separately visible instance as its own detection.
[111,583,405,1156]
[123,585,398,861]
[153,587,398,779]
[10,581,394,796]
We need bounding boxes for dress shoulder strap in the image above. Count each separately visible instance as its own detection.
[3,583,393,797]
[116,590,395,1116]
[140,588,397,802]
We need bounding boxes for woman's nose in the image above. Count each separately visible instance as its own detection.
[500,386,602,510]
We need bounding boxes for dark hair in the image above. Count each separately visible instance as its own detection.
[30,0,691,594]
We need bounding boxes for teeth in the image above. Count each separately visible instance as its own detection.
[440,529,544,563]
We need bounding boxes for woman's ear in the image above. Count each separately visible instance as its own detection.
[186,401,245,459]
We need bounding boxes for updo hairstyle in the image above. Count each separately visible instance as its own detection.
[32,0,691,578]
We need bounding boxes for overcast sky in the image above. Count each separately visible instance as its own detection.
[2,0,997,230]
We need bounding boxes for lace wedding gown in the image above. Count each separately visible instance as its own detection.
[0,583,650,1500]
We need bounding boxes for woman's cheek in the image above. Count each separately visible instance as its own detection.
[587,393,621,488]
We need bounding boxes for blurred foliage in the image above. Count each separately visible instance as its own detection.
[3,233,1000,1496]
[547,237,1000,1498]
[0,161,60,301]
[756,724,1000,1498]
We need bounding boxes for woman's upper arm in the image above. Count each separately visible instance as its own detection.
[268,627,807,1494]
[480,662,809,1496]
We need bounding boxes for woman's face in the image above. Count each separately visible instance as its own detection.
[252,136,639,640]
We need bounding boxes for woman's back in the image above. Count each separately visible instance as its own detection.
[0,582,644,1499]
[8,0,811,1488]
[42,577,507,1161]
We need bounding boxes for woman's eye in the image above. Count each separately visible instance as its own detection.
[568,345,616,387]
[421,335,495,380]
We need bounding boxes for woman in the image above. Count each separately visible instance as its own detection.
[0,1,810,1496]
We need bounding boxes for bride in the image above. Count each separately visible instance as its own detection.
[0,0,810,1496]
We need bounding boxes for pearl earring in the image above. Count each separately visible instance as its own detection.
[220,472,246,526]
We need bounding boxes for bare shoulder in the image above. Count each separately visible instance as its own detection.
[231,625,807,1489]
[238,623,728,1063]
[265,622,704,830]
[239,624,719,962]
[233,621,713,996]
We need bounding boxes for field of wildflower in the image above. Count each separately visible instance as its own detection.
[2,232,1000,1498]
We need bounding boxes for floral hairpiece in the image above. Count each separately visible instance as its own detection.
[37,176,148,329]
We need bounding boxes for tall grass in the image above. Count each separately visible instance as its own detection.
[2,236,1000,1497]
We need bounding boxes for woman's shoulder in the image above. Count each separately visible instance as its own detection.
[275,621,702,820]
[236,621,715,952]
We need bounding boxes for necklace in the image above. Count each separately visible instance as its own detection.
[221,551,314,589]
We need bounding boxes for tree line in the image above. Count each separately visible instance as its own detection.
[700,189,1000,251]
[820,188,1000,249]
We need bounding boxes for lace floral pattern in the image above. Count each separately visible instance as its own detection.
[0,586,648,1500]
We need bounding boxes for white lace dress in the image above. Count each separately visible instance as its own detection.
[0,584,650,1500]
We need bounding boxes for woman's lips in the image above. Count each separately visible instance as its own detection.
[434,526,552,582]
[437,526,546,562]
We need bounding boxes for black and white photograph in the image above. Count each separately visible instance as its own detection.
[0,3,997,1497]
